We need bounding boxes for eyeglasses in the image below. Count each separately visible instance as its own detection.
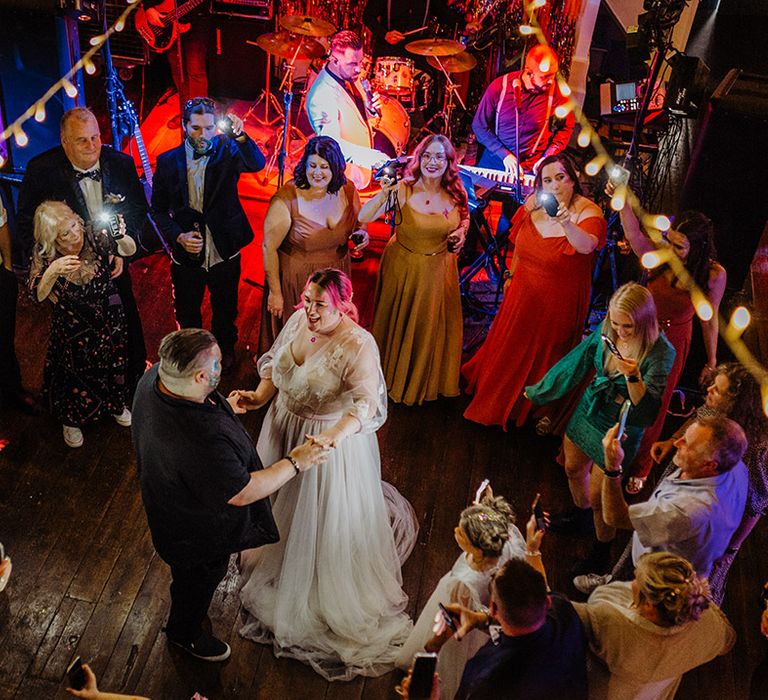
[421,153,447,163]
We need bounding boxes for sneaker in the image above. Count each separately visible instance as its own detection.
[113,407,132,427]
[573,572,613,595]
[63,425,84,448]
[169,630,231,662]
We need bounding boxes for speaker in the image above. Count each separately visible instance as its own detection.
[680,69,768,290]
[207,15,268,101]
[664,54,710,118]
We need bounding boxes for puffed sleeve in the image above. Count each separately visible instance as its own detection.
[340,328,387,433]
[256,308,304,380]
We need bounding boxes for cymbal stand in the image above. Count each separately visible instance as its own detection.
[415,55,466,142]
[243,47,283,126]
[261,40,309,187]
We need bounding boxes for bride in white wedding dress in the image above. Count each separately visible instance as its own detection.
[231,269,417,680]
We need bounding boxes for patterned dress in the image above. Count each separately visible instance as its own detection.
[30,231,127,427]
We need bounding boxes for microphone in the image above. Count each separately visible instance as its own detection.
[360,79,381,118]
[512,78,523,110]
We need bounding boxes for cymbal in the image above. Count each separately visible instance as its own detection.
[279,14,336,37]
[427,51,477,73]
[250,32,326,61]
[405,38,465,57]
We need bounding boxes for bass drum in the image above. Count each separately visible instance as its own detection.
[371,95,411,157]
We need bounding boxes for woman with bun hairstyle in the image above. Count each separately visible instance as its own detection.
[395,485,529,699]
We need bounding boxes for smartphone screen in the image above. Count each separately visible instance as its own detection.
[66,656,87,691]
[409,652,438,699]
[617,399,631,440]
[601,333,624,361]
[532,493,547,531]
[438,602,458,633]
[609,164,630,187]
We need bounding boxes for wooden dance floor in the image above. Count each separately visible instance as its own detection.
[0,194,766,699]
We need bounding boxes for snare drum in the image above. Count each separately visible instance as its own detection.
[373,57,415,97]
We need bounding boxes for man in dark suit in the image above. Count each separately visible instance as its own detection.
[16,107,149,390]
[151,97,265,370]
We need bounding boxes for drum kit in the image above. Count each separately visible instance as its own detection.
[244,12,479,183]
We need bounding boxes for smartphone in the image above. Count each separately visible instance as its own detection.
[409,652,438,699]
[531,493,547,532]
[66,656,87,691]
[538,192,559,217]
[438,602,458,633]
[217,116,234,136]
[617,399,631,440]
[601,333,624,361]
[608,164,630,187]
[474,478,490,503]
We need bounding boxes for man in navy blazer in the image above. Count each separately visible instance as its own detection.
[151,97,265,370]
[16,107,149,390]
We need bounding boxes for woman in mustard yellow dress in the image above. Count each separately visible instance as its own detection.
[359,135,469,405]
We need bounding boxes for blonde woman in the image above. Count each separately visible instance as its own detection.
[574,552,735,700]
[30,201,135,447]
[526,283,675,571]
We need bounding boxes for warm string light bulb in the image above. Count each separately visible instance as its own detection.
[610,192,626,211]
[90,34,105,46]
[730,306,751,331]
[34,102,46,122]
[554,103,571,119]
[695,298,713,321]
[577,129,591,148]
[584,156,605,176]
[62,79,78,98]
[84,58,96,75]
[653,215,671,231]
[115,18,125,31]
[14,126,29,147]
[641,251,663,269]
[539,57,551,72]
[558,80,572,97]
[519,25,534,35]
[529,0,546,8]
[762,384,768,418]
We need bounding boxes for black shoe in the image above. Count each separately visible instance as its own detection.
[547,506,594,536]
[169,630,231,662]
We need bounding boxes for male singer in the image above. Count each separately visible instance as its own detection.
[306,30,389,190]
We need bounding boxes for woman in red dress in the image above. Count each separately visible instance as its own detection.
[463,154,607,429]
[610,183,726,492]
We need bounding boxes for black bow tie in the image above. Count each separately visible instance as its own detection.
[75,169,101,182]
[192,148,213,161]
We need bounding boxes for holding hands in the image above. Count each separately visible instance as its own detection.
[289,439,331,471]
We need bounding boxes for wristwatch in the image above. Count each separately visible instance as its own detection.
[604,466,623,478]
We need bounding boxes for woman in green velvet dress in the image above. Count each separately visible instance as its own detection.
[526,283,675,561]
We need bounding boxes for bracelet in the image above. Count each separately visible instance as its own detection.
[285,455,300,475]
[604,469,623,478]
[525,550,542,557]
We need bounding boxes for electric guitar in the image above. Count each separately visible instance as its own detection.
[134,0,209,53]
[116,100,153,200]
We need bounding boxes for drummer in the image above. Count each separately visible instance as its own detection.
[305,30,390,190]
[362,0,464,63]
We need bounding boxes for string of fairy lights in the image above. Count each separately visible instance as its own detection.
[0,0,766,413]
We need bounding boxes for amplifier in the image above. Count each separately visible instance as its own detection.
[211,0,273,20]
[78,2,149,65]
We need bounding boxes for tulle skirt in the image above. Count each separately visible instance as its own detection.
[239,398,418,680]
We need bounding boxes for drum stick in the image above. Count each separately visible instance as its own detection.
[402,26,428,36]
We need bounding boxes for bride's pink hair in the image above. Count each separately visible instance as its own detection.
[298,268,359,322]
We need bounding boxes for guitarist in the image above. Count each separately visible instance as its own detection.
[471,44,574,234]
[140,0,210,126]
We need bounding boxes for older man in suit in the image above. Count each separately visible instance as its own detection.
[151,97,265,370]
[306,30,389,190]
[16,107,148,390]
